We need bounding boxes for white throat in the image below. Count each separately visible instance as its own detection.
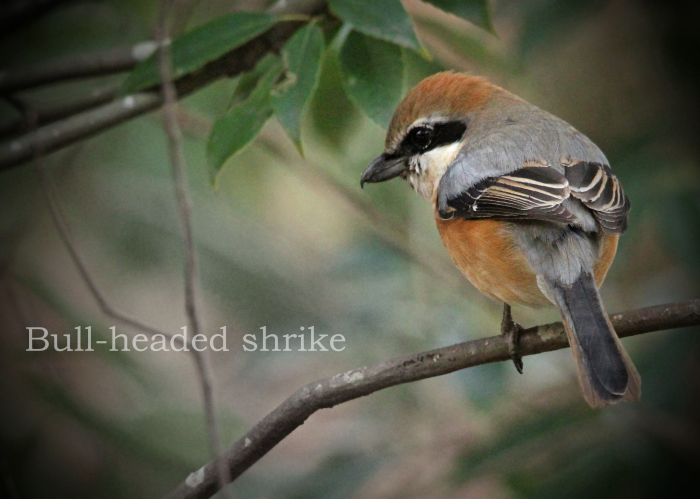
[407,141,463,202]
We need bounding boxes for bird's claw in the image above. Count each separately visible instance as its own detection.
[501,303,524,374]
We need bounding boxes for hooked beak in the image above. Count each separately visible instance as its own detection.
[360,154,407,188]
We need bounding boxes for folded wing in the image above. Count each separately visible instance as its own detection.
[438,160,630,234]
[564,161,630,234]
[438,165,576,224]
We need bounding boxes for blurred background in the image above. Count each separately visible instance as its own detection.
[1,0,699,497]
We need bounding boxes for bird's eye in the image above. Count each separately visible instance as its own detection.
[408,126,433,151]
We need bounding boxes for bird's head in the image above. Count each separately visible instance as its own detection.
[361,72,496,201]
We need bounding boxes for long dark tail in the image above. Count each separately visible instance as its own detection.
[548,271,641,408]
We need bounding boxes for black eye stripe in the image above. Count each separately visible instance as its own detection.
[431,121,467,148]
[397,120,467,156]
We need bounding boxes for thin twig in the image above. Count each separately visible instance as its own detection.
[0,0,328,171]
[33,138,183,347]
[156,6,199,353]
[155,0,230,495]
[0,42,158,93]
[164,299,700,499]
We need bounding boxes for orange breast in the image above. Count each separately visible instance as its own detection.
[435,217,618,308]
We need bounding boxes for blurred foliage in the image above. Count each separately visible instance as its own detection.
[0,0,699,498]
[423,0,494,33]
[339,31,404,129]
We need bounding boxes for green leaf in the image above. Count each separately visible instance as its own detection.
[123,12,277,93]
[329,0,421,51]
[271,23,324,154]
[423,0,494,33]
[339,31,403,129]
[228,53,281,108]
[207,58,282,182]
[307,51,362,149]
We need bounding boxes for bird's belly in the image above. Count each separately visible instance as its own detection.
[436,218,549,307]
[435,217,619,308]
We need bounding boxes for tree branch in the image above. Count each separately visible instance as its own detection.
[0,41,158,94]
[0,0,329,172]
[0,84,119,138]
[2,91,164,170]
[164,299,700,499]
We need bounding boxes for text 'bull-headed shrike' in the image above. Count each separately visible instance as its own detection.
[361,72,640,408]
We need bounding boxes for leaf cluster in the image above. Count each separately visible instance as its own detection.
[121,0,491,183]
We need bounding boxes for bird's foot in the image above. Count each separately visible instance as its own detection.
[501,303,524,374]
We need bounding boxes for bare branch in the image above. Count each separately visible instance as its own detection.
[0,42,157,93]
[0,84,119,138]
[155,0,229,495]
[164,299,700,499]
[2,92,163,170]
[0,0,328,172]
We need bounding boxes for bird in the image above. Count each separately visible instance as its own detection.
[360,72,640,408]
